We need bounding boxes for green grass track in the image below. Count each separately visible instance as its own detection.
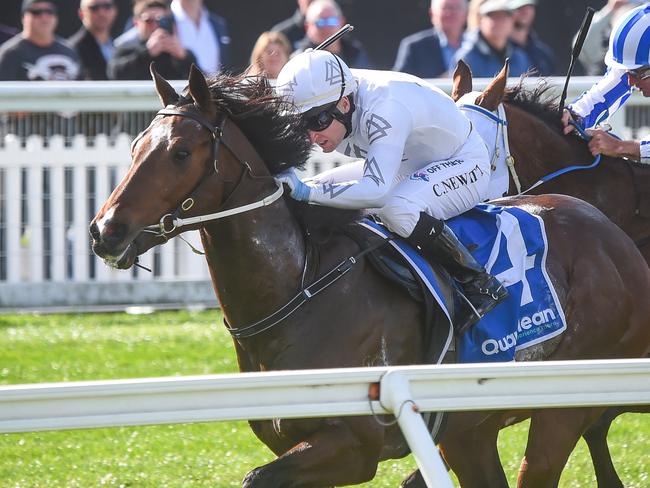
[0,311,647,487]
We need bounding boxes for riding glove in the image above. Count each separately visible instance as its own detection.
[275,168,312,202]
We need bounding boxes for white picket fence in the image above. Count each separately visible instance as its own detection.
[1,359,649,487]
[0,78,648,309]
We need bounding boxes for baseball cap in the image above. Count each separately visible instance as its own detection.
[22,0,57,13]
[479,0,513,15]
[508,0,537,9]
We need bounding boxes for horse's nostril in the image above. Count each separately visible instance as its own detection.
[89,222,100,240]
[102,222,128,244]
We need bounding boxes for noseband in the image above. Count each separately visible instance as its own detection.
[140,105,284,236]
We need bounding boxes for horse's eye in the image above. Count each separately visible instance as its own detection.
[174,149,191,162]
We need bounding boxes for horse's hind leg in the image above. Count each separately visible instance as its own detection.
[583,407,625,488]
[517,407,605,488]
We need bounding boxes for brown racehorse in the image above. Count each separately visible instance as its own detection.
[451,60,650,488]
[90,65,650,488]
[451,60,650,265]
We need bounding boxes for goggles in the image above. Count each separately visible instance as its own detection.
[314,16,340,28]
[628,66,650,80]
[304,104,341,131]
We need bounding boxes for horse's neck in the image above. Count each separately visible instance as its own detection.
[506,109,592,186]
[201,188,306,329]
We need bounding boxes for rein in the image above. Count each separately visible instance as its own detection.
[459,102,603,195]
[224,235,390,339]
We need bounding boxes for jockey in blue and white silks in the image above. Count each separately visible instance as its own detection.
[273,49,508,333]
[562,4,650,164]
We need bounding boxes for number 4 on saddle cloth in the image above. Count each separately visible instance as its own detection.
[361,203,567,363]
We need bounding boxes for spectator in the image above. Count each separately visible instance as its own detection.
[170,0,231,75]
[466,0,483,30]
[108,0,196,80]
[293,0,371,69]
[562,4,650,163]
[453,0,531,77]
[69,0,117,80]
[247,31,291,79]
[509,0,555,76]
[0,23,19,46]
[271,0,314,50]
[393,0,469,78]
[576,0,641,76]
[0,0,80,81]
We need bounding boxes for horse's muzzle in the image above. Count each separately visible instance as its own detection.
[89,220,137,269]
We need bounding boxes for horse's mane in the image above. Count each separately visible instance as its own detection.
[177,74,312,175]
[503,82,650,170]
[178,73,364,231]
[503,83,564,134]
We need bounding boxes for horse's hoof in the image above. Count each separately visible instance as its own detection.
[400,469,427,488]
[241,467,277,488]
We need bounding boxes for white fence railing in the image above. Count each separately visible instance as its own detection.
[2,359,649,487]
[1,78,648,309]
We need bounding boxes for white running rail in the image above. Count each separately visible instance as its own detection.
[1,359,649,488]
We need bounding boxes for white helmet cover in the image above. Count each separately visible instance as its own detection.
[275,50,356,114]
[605,4,650,70]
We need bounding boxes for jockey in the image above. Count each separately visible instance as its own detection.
[561,3,650,163]
[274,49,508,333]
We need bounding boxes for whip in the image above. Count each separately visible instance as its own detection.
[558,7,595,114]
[315,24,354,51]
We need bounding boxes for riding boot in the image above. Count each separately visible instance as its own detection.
[407,212,509,334]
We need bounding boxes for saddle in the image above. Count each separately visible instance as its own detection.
[344,221,458,366]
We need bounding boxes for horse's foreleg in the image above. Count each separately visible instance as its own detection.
[242,418,383,488]
[438,412,508,488]
[517,407,605,488]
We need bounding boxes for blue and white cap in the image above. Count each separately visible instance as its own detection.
[605,4,650,70]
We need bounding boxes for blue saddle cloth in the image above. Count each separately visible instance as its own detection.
[361,203,567,363]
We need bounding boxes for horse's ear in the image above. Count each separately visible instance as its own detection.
[150,62,179,107]
[451,60,473,102]
[188,64,214,113]
[475,59,509,111]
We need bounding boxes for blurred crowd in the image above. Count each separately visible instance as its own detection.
[0,0,643,82]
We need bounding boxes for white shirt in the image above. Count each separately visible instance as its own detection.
[308,69,472,208]
[171,0,220,74]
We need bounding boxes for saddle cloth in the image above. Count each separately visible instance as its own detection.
[361,203,567,363]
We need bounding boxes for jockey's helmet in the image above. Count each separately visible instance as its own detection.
[275,50,356,114]
[605,4,650,70]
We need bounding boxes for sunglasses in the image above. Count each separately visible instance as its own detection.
[139,15,163,24]
[27,7,57,16]
[314,16,340,28]
[628,66,650,80]
[88,3,115,12]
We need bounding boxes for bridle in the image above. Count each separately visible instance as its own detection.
[458,102,522,194]
[137,105,284,237]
